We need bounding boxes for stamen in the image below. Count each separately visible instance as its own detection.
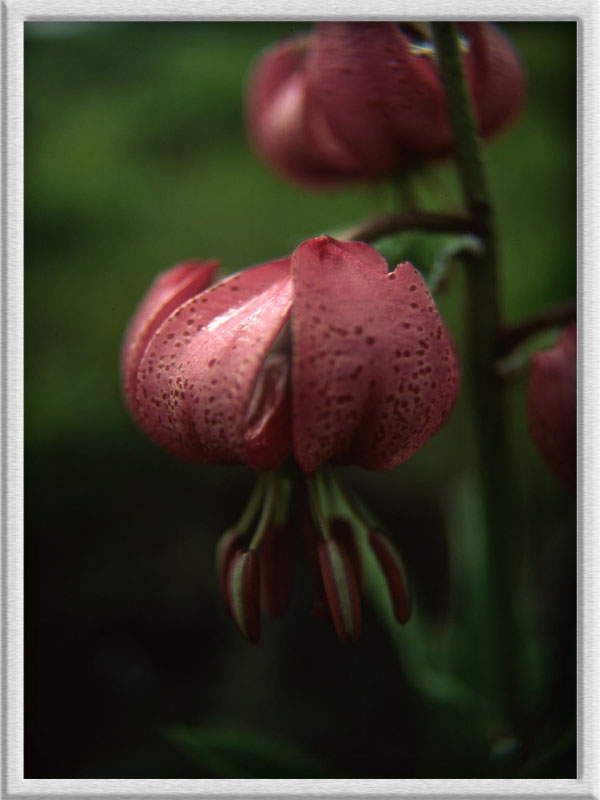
[326,467,412,625]
[227,549,261,644]
[216,528,244,615]
[249,472,279,550]
[307,471,363,641]
[330,517,363,593]
[236,473,267,533]
[296,481,330,621]
[259,475,293,617]
[325,467,372,531]
[318,538,362,643]
[305,472,333,540]
[368,529,412,624]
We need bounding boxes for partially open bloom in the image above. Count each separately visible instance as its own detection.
[247,22,525,188]
[527,322,576,489]
[122,236,459,641]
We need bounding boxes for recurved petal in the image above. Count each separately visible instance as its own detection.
[134,258,293,466]
[122,260,218,414]
[291,236,459,474]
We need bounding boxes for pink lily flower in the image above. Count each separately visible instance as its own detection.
[247,22,525,188]
[123,235,458,473]
[122,236,459,642]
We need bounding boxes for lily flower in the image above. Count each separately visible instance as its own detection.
[122,236,460,642]
[527,322,576,489]
[247,22,525,188]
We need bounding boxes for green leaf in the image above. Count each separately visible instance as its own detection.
[371,231,483,293]
[161,721,333,778]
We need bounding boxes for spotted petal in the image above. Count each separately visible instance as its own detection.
[134,258,293,468]
[291,236,459,474]
[122,260,218,414]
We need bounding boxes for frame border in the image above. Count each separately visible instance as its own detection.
[3,3,598,798]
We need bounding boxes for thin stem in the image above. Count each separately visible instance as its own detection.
[249,473,278,550]
[432,22,520,735]
[236,473,266,533]
[431,24,490,218]
[340,210,481,244]
[305,473,332,540]
[326,468,371,532]
[498,300,576,357]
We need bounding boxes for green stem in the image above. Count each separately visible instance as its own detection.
[498,299,576,357]
[236,473,266,533]
[432,22,520,735]
[249,473,278,550]
[341,209,481,243]
[305,473,332,540]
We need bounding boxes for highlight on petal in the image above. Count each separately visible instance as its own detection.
[244,352,292,471]
[227,549,261,644]
[133,258,293,467]
[291,236,459,474]
[317,537,362,643]
[527,322,576,489]
[368,528,411,624]
[122,260,218,414]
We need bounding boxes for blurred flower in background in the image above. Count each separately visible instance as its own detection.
[247,22,525,188]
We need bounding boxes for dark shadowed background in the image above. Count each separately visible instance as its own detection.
[25,22,576,778]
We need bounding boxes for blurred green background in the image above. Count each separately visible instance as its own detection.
[25,22,576,778]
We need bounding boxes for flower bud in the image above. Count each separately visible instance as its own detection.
[527,322,576,489]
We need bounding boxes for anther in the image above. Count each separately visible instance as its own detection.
[368,529,411,624]
[317,538,362,643]
[227,549,261,644]
[330,517,363,592]
[216,528,244,615]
